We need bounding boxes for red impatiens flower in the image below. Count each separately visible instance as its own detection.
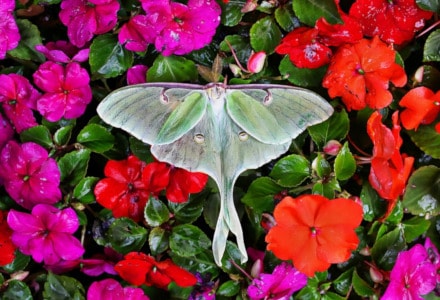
[349,0,433,45]
[142,161,208,203]
[94,155,149,222]
[367,111,414,214]
[114,252,197,289]
[322,36,407,111]
[399,86,440,132]
[275,27,332,69]
[265,195,363,277]
[0,210,16,266]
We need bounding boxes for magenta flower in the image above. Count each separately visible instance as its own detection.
[7,204,85,265]
[382,244,436,300]
[129,0,221,56]
[247,262,307,300]
[35,40,89,63]
[0,113,14,150]
[59,0,120,47]
[127,65,149,85]
[424,238,440,284]
[0,0,20,59]
[0,141,61,209]
[118,15,155,52]
[0,74,40,133]
[33,61,92,121]
[87,278,150,300]
[80,247,122,276]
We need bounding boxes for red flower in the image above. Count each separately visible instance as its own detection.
[322,36,407,111]
[349,0,433,45]
[142,161,208,203]
[266,195,363,277]
[114,252,197,289]
[399,86,440,131]
[275,27,332,69]
[95,155,149,222]
[367,111,414,214]
[0,210,16,266]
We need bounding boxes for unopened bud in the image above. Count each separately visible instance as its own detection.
[413,66,424,84]
[369,266,384,283]
[250,258,264,278]
[323,140,342,156]
[247,51,266,74]
[229,64,241,77]
[241,0,258,13]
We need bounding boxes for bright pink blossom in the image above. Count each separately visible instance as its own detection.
[81,247,122,276]
[0,74,40,133]
[247,262,307,300]
[0,0,20,59]
[0,141,61,209]
[59,0,120,47]
[87,278,150,300]
[35,40,89,63]
[118,15,155,52]
[382,244,436,299]
[33,61,92,121]
[127,65,149,85]
[0,113,14,150]
[7,204,85,265]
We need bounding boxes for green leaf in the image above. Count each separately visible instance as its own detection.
[144,197,171,227]
[2,251,30,273]
[220,241,246,273]
[89,34,133,79]
[43,272,85,300]
[54,125,73,146]
[149,227,170,255]
[8,19,44,62]
[406,122,440,159]
[108,217,147,254]
[351,269,375,297]
[219,35,252,64]
[332,268,353,296]
[241,177,284,213]
[73,176,99,204]
[371,227,406,270]
[58,149,91,187]
[20,125,54,148]
[416,0,440,11]
[292,0,342,26]
[147,55,198,82]
[249,16,282,54]
[312,177,341,199]
[1,280,32,300]
[269,154,310,187]
[275,4,299,32]
[217,280,240,297]
[403,166,440,215]
[403,216,431,242]
[279,56,327,87]
[76,124,114,153]
[360,182,387,222]
[170,224,211,257]
[169,250,220,278]
[129,136,153,163]
[423,29,440,62]
[168,192,206,224]
[219,0,246,26]
[334,142,356,181]
[308,108,349,148]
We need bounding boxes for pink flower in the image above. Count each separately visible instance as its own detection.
[382,244,436,300]
[35,40,89,63]
[127,65,149,85]
[0,74,40,133]
[0,141,61,209]
[0,113,14,150]
[33,61,92,121]
[247,262,307,300]
[81,247,122,276]
[87,278,150,300]
[59,0,120,47]
[424,238,440,283]
[7,204,85,265]
[0,0,20,59]
[118,15,155,52]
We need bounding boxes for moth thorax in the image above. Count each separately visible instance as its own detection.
[238,131,249,141]
[194,134,205,144]
[206,85,226,102]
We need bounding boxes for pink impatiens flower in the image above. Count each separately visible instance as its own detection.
[0,0,20,59]
[0,141,61,209]
[0,113,14,150]
[0,73,40,133]
[87,278,150,300]
[35,40,89,63]
[127,65,149,85]
[33,61,92,121]
[7,204,85,265]
[59,0,120,47]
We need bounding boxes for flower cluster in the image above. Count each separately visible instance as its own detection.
[0,0,19,59]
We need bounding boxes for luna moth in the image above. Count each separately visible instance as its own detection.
[97,82,333,265]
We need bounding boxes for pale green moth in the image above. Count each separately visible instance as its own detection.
[97,82,334,265]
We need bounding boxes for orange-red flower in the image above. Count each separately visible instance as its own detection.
[399,86,440,132]
[367,111,414,214]
[265,195,363,277]
[0,210,16,266]
[322,36,407,111]
[114,252,197,289]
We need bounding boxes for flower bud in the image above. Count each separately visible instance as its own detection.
[250,258,264,278]
[323,140,342,156]
[413,66,424,84]
[247,51,266,73]
[369,266,384,283]
[241,0,258,13]
[229,63,241,77]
